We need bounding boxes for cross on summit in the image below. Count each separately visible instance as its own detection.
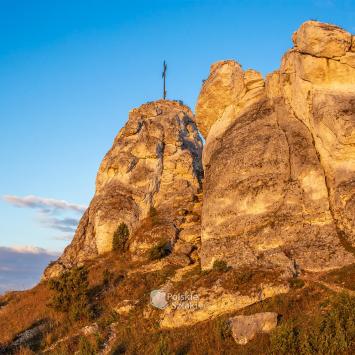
[162,60,167,100]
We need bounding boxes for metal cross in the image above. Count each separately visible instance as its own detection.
[162,60,167,99]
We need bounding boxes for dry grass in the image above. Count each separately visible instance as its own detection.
[1,251,354,354]
[321,263,355,291]
[171,264,282,296]
[106,282,341,355]
[0,284,55,345]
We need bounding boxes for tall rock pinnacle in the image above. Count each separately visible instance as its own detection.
[44,100,203,278]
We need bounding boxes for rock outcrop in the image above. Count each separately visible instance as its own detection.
[280,21,355,245]
[44,100,203,278]
[159,283,288,329]
[196,20,355,273]
[46,20,354,285]
[230,312,278,345]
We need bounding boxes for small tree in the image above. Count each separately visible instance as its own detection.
[112,222,129,252]
[48,266,92,321]
[149,206,159,224]
[213,260,230,272]
[149,240,171,260]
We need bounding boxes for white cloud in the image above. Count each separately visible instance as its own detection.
[37,215,80,233]
[2,245,59,256]
[3,195,86,213]
[2,194,86,236]
[0,246,60,294]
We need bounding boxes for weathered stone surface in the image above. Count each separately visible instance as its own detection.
[198,20,355,273]
[195,60,245,138]
[44,100,203,278]
[160,283,288,328]
[280,21,355,245]
[230,312,278,345]
[292,20,351,58]
[340,52,355,68]
[44,23,354,338]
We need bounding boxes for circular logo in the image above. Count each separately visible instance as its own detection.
[150,289,168,309]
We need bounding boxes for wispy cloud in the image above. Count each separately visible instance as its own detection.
[52,234,73,241]
[3,195,86,213]
[0,246,60,294]
[2,194,86,236]
[37,215,80,233]
[1,245,59,256]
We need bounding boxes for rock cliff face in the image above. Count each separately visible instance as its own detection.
[44,100,203,278]
[280,21,355,246]
[196,20,355,273]
[46,20,354,282]
[6,20,355,353]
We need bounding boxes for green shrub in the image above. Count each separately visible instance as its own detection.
[270,293,355,355]
[78,336,98,355]
[155,335,169,355]
[48,266,92,321]
[102,268,114,288]
[270,321,300,355]
[233,269,253,284]
[112,343,126,354]
[289,278,305,289]
[149,206,159,224]
[212,260,229,272]
[112,223,129,252]
[300,292,355,354]
[215,319,231,340]
[149,240,171,260]
[149,206,158,217]
[175,343,190,355]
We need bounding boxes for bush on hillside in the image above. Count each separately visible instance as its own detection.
[149,240,171,261]
[149,206,159,224]
[270,292,355,354]
[212,260,230,273]
[112,223,129,252]
[48,266,92,321]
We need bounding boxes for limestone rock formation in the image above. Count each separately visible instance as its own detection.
[230,312,278,345]
[44,100,203,278]
[292,21,352,58]
[195,60,245,138]
[280,21,355,245]
[196,20,355,273]
[45,20,354,287]
[159,283,288,329]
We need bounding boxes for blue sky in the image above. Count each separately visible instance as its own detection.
[0,0,354,261]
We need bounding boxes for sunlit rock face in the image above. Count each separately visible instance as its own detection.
[45,20,355,281]
[197,20,355,273]
[280,20,355,246]
[44,100,203,278]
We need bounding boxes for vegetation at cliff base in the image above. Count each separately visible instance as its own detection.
[149,240,171,260]
[212,259,230,272]
[48,266,92,321]
[270,292,355,354]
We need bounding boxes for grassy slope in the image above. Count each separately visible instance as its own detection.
[0,253,354,355]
